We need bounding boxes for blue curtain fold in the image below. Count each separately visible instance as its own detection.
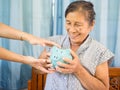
[0,0,52,89]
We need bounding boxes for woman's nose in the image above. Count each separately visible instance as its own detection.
[68,25,76,33]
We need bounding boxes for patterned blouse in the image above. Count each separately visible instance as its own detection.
[44,34,114,90]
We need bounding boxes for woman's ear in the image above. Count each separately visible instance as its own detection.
[90,20,95,31]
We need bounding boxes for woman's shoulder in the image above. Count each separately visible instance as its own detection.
[91,38,109,51]
[90,38,114,64]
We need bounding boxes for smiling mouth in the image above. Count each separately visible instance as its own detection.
[70,34,80,39]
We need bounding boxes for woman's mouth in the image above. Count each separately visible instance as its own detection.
[70,34,80,39]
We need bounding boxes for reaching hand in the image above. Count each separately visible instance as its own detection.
[27,35,61,48]
[25,56,55,73]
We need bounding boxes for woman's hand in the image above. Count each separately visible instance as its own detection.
[56,49,81,74]
[33,58,55,74]
[24,56,55,74]
[25,34,61,48]
[32,49,55,74]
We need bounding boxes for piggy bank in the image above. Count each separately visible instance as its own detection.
[50,46,72,68]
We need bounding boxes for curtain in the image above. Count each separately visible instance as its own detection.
[0,0,120,89]
[52,0,76,35]
[0,0,52,89]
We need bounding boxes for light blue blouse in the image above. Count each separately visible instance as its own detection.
[45,34,114,90]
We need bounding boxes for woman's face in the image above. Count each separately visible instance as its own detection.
[65,11,94,45]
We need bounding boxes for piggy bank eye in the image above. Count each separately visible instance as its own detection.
[54,56,56,58]
[56,57,58,59]
[53,56,58,60]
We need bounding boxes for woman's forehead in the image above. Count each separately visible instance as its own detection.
[66,12,86,20]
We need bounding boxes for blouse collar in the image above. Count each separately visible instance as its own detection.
[61,34,92,54]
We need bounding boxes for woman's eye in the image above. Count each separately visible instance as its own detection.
[75,24,81,27]
[66,23,70,25]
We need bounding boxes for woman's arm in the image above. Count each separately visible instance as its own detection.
[74,61,109,90]
[0,23,24,40]
[0,47,27,63]
[0,23,60,47]
[0,47,52,73]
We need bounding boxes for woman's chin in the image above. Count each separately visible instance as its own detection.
[70,39,81,45]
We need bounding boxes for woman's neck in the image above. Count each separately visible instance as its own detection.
[70,44,80,52]
[70,35,89,51]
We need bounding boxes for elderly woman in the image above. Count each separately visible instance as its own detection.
[38,1,114,90]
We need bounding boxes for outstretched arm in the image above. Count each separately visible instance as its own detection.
[0,23,60,47]
[0,47,52,73]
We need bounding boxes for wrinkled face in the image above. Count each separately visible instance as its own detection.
[65,11,94,45]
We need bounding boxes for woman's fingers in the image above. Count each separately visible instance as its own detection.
[57,61,70,68]
[38,59,47,64]
[63,58,73,64]
[39,66,54,73]
[46,52,50,56]
[56,66,72,74]
[44,40,61,48]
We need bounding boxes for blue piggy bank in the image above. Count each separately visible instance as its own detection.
[50,46,72,68]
